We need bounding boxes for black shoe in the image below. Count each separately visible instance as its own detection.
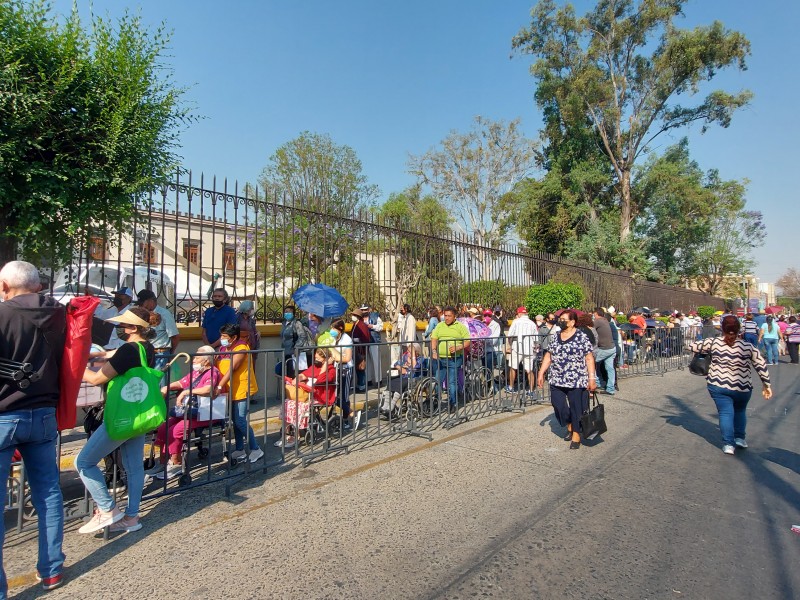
[563,429,572,441]
[569,441,580,450]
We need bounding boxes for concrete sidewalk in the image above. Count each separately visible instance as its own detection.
[5,365,799,599]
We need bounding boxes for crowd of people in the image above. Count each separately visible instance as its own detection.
[0,257,794,595]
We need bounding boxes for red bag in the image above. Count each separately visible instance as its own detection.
[57,296,99,431]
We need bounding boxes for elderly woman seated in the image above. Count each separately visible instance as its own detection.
[277,348,337,449]
[379,343,422,418]
[146,346,221,480]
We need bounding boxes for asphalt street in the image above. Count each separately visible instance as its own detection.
[5,363,799,600]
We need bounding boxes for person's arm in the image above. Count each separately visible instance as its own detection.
[757,326,764,343]
[83,361,119,386]
[585,352,597,392]
[750,344,772,399]
[216,352,245,392]
[431,336,439,360]
[536,352,551,388]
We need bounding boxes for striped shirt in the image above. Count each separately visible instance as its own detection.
[786,323,800,344]
[689,338,770,392]
[742,320,759,336]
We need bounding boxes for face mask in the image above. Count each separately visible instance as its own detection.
[314,360,324,367]
[220,338,230,347]
[116,327,131,342]
[351,316,359,322]
[284,312,293,321]
[330,329,340,338]
[558,320,568,328]
[483,317,492,325]
[192,363,204,372]
[112,297,125,308]
[212,300,224,308]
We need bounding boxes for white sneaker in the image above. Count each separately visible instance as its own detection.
[230,450,246,461]
[248,448,264,463]
[352,411,362,430]
[722,444,735,455]
[156,465,182,480]
[734,438,748,448]
[78,507,124,534]
[144,463,165,476]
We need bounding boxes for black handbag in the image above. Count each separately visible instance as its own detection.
[689,352,711,376]
[580,391,607,440]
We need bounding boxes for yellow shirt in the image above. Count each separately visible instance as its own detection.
[217,341,258,401]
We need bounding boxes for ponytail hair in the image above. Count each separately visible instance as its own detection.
[721,315,740,337]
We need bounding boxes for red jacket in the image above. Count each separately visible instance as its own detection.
[301,363,338,406]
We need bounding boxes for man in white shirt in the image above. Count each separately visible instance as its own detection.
[96,287,133,350]
[505,306,538,396]
[392,304,417,363]
[136,289,180,370]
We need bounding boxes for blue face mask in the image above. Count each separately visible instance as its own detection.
[284,312,293,321]
[330,329,340,338]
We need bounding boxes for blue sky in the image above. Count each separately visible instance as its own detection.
[54,0,797,284]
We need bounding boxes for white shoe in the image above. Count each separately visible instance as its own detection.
[249,448,264,463]
[722,444,735,455]
[144,463,165,476]
[352,411,362,430]
[78,507,124,534]
[156,465,182,480]
[734,438,748,448]
[230,450,246,461]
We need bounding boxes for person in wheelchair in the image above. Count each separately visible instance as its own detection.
[379,342,423,419]
[148,346,221,480]
[277,348,337,449]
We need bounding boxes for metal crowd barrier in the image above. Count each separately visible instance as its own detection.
[5,324,709,534]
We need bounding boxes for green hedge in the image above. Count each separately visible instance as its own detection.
[459,280,506,308]
[525,282,585,316]
[697,305,716,320]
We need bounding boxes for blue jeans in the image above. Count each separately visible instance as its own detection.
[707,384,751,446]
[437,356,464,408]
[76,422,145,517]
[232,400,259,452]
[743,333,758,346]
[594,347,616,393]
[763,338,778,364]
[0,408,65,596]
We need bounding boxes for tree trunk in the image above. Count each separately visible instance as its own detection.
[0,234,17,266]
[619,168,633,243]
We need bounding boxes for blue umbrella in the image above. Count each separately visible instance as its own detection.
[291,283,348,317]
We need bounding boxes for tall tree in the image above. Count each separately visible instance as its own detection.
[373,187,456,318]
[633,139,718,283]
[694,176,765,295]
[776,268,800,298]
[254,132,379,287]
[0,0,192,265]
[409,116,536,280]
[513,0,752,243]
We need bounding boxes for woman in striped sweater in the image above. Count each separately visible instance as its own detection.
[689,315,772,455]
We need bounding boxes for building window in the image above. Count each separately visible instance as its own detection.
[88,236,108,261]
[223,246,236,271]
[138,241,157,264]
[183,241,200,266]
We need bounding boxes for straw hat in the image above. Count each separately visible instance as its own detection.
[105,310,149,327]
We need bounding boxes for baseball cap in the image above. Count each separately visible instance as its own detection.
[359,304,370,312]
[111,287,133,298]
[516,306,527,315]
[482,309,492,317]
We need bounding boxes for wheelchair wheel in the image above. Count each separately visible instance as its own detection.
[178,473,192,487]
[326,414,343,436]
[304,429,314,446]
[414,377,439,418]
[467,368,492,400]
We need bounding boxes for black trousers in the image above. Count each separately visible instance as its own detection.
[788,342,799,364]
[550,385,589,432]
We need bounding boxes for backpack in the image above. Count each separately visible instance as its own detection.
[292,319,315,349]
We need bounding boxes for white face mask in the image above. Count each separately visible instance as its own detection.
[192,363,204,372]
[351,316,358,322]
[220,338,230,348]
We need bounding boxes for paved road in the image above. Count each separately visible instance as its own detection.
[6,364,799,600]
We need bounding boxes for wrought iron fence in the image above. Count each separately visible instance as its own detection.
[35,171,725,321]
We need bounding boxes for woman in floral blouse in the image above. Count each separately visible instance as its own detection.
[537,309,597,449]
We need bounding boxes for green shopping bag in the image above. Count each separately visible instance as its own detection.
[105,343,166,440]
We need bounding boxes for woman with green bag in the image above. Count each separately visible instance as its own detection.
[78,307,161,534]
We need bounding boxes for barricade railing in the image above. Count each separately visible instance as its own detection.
[5,324,710,534]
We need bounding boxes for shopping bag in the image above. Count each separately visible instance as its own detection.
[105,343,166,440]
[580,392,607,440]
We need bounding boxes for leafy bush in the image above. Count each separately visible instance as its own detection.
[697,305,716,320]
[502,285,529,313]
[615,313,629,324]
[525,282,585,316]
[459,280,506,308]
